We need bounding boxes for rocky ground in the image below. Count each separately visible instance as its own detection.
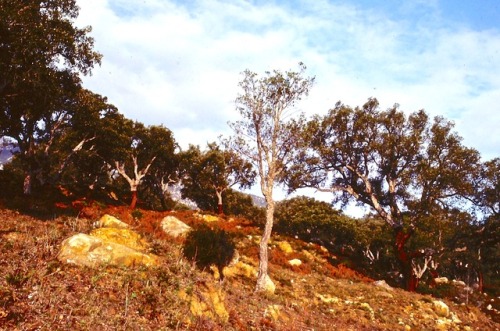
[0,204,498,330]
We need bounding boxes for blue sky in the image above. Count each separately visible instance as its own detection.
[76,0,500,166]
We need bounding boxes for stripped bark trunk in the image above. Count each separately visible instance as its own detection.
[215,189,224,215]
[255,199,275,292]
[130,190,138,210]
[393,226,419,291]
[115,155,156,209]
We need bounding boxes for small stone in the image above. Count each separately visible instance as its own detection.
[97,214,130,229]
[373,280,393,291]
[288,259,302,266]
[278,241,293,254]
[451,279,466,287]
[265,304,282,321]
[432,300,449,318]
[434,277,449,285]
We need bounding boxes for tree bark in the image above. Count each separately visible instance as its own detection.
[23,174,32,195]
[393,226,419,291]
[130,190,138,209]
[255,200,275,292]
[215,189,224,214]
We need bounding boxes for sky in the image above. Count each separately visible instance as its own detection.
[74,0,500,206]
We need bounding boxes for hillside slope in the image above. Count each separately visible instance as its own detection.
[0,206,497,330]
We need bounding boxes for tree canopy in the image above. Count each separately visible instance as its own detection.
[180,142,255,214]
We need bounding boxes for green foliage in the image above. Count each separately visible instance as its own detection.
[0,162,24,198]
[0,0,102,194]
[475,158,500,218]
[180,143,255,213]
[183,224,236,277]
[275,196,350,248]
[222,189,265,222]
[274,196,397,280]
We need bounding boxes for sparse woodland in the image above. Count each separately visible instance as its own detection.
[0,1,498,330]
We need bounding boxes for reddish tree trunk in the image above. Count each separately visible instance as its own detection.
[394,226,418,292]
[218,203,223,215]
[130,190,138,209]
[408,275,419,292]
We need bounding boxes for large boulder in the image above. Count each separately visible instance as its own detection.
[90,227,149,252]
[58,233,159,268]
[58,215,158,269]
[161,216,192,238]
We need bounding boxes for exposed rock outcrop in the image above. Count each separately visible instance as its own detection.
[58,215,158,268]
[94,214,130,229]
[161,215,192,238]
[178,281,229,323]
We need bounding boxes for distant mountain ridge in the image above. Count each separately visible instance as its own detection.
[249,194,266,208]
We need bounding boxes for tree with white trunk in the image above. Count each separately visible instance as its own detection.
[226,63,314,293]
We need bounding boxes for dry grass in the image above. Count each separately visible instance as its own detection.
[0,205,498,330]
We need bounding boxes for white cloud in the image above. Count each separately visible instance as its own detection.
[76,0,500,162]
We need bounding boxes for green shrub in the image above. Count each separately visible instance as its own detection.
[183,224,236,278]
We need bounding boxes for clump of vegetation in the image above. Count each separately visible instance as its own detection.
[183,223,236,278]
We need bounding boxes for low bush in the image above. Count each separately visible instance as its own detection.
[183,224,236,278]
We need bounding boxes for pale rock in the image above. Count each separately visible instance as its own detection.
[301,249,315,261]
[222,261,257,279]
[178,281,228,323]
[90,227,149,252]
[432,300,450,317]
[194,212,219,222]
[278,241,293,254]
[434,277,449,285]
[451,279,466,287]
[161,216,192,237]
[318,245,329,253]
[262,274,276,295]
[58,233,159,268]
[450,312,462,324]
[96,214,130,229]
[373,280,394,291]
[288,259,302,266]
[435,318,452,331]
[265,304,282,321]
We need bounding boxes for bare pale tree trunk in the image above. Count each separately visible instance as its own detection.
[115,155,156,209]
[23,174,32,195]
[215,189,224,214]
[256,198,275,292]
